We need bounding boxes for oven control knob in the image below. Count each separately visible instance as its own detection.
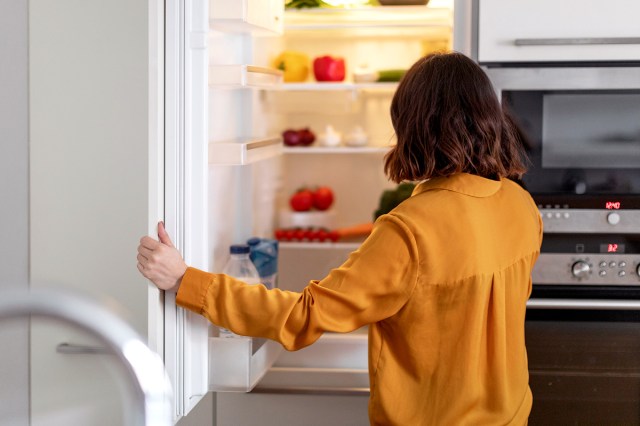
[637,264,640,277]
[571,261,591,278]
[607,212,621,225]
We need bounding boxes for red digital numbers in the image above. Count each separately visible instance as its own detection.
[608,244,619,253]
[606,201,621,210]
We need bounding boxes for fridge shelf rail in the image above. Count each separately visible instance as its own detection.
[279,241,363,251]
[283,146,392,154]
[209,65,283,89]
[270,82,398,92]
[209,137,282,165]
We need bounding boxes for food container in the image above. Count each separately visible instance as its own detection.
[278,209,337,229]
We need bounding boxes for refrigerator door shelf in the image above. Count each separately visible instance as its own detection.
[209,137,282,165]
[209,336,283,392]
[209,65,283,89]
[210,0,283,35]
[254,332,369,395]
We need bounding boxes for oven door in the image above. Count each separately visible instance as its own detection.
[526,299,640,425]
[487,67,640,198]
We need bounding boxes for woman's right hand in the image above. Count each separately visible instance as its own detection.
[137,221,188,291]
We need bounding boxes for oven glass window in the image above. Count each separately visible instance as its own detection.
[503,90,640,195]
[526,309,640,425]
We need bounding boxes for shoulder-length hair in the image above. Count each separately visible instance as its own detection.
[384,52,528,183]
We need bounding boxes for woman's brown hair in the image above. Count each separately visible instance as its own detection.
[384,52,528,183]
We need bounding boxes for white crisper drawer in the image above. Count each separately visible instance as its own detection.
[478,0,640,63]
[209,336,282,392]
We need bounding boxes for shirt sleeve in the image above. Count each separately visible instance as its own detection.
[175,214,420,351]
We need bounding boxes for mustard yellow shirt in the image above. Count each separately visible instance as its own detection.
[176,173,543,425]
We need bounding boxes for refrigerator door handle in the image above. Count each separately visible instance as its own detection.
[527,298,640,310]
[514,37,640,46]
[0,288,173,426]
[56,342,111,355]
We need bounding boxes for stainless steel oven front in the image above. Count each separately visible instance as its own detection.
[488,66,640,424]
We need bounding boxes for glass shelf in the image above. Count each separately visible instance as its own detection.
[279,241,363,250]
[283,146,391,154]
[209,65,283,89]
[283,2,453,32]
[271,82,398,92]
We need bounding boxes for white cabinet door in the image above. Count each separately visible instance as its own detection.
[478,0,640,63]
[28,0,164,424]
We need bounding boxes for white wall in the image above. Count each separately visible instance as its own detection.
[0,0,30,424]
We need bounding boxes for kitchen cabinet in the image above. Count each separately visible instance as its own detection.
[478,0,640,63]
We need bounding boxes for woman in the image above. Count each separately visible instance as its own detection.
[137,52,542,425]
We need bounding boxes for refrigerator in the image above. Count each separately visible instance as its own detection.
[163,0,455,424]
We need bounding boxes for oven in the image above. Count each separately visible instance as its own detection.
[487,66,640,424]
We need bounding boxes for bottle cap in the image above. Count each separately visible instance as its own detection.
[229,244,250,254]
[246,237,261,247]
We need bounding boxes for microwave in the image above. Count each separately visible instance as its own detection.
[486,66,640,199]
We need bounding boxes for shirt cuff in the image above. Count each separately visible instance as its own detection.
[175,267,214,314]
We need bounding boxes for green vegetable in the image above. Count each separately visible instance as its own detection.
[285,0,324,8]
[373,182,416,220]
[376,69,407,82]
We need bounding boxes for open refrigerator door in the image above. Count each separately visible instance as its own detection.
[165,0,453,422]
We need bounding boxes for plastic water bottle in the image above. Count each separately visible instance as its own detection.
[219,244,261,338]
[247,237,278,290]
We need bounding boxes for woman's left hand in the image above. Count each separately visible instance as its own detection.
[137,221,188,291]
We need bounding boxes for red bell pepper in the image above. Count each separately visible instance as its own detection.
[313,56,346,82]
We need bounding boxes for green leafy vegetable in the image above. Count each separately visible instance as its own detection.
[373,183,416,220]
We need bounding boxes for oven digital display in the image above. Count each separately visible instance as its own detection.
[606,201,621,210]
[600,243,626,253]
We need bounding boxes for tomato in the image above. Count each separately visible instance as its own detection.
[293,228,306,241]
[312,187,334,211]
[303,227,314,240]
[289,189,313,212]
[284,229,296,241]
[316,228,328,242]
[274,229,286,241]
[328,230,339,242]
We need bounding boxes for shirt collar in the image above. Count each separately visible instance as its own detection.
[411,173,503,198]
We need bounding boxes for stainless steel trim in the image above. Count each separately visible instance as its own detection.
[527,298,640,310]
[0,289,172,426]
[56,342,110,355]
[487,67,640,94]
[539,209,640,235]
[532,253,640,285]
[515,37,640,46]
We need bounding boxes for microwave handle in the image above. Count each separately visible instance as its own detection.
[514,37,640,46]
[527,298,640,310]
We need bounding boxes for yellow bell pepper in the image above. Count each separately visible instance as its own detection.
[273,51,310,83]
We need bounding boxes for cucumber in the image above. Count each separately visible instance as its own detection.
[376,69,407,82]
